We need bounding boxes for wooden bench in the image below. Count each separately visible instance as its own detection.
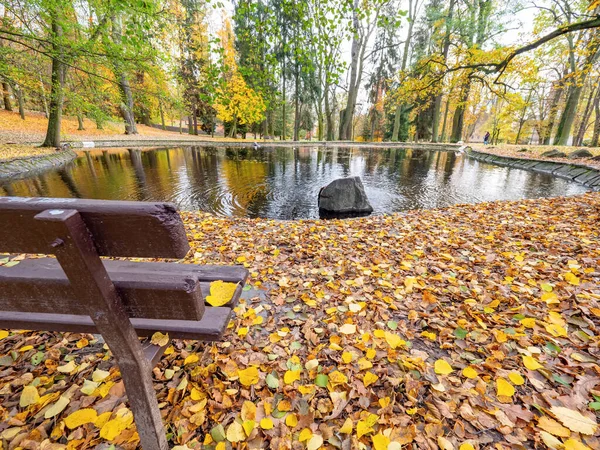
[0,197,248,450]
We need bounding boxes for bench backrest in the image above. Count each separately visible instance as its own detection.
[0,197,189,258]
[0,197,204,320]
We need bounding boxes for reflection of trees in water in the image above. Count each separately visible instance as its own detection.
[128,149,149,199]
[58,168,82,198]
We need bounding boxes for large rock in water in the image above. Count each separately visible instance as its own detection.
[318,177,373,216]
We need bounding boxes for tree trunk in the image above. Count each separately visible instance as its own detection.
[38,73,49,118]
[391,105,402,142]
[15,87,25,119]
[554,46,600,146]
[77,114,85,131]
[574,83,597,146]
[440,93,451,142]
[339,2,361,141]
[159,102,166,130]
[514,90,532,144]
[42,16,66,148]
[431,0,456,142]
[450,84,470,143]
[2,82,12,111]
[591,90,600,147]
[112,15,138,135]
[543,82,563,145]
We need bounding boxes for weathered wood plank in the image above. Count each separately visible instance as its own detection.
[0,258,246,318]
[0,307,233,340]
[0,197,189,258]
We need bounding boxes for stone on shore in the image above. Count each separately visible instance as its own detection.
[318,176,373,216]
[541,149,566,158]
[568,149,594,159]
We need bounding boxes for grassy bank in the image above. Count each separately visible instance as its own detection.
[1,193,599,449]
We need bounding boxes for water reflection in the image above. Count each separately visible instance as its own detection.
[0,146,588,219]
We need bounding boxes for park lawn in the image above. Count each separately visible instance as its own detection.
[0,192,599,449]
[0,144,56,161]
[0,110,270,147]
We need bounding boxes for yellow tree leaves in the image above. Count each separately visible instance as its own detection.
[206,281,238,307]
[434,359,453,375]
[238,366,260,386]
[19,385,39,408]
[550,407,598,435]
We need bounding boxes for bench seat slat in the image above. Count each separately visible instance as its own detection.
[0,307,233,340]
[0,258,247,320]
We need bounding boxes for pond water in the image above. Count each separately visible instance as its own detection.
[0,146,588,219]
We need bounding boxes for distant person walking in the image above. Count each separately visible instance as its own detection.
[484,131,491,145]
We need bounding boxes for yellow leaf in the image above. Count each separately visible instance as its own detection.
[285,413,298,427]
[0,330,8,340]
[190,387,204,401]
[356,420,374,438]
[339,417,353,434]
[92,369,110,383]
[434,359,453,375]
[44,396,70,419]
[100,408,134,440]
[462,367,478,379]
[421,331,436,341]
[206,280,238,306]
[339,323,356,335]
[226,421,246,442]
[459,444,475,450]
[150,332,170,347]
[328,370,348,386]
[76,338,89,349]
[372,433,390,450]
[564,272,579,285]
[57,360,77,373]
[95,411,112,429]
[508,372,525,386]
[496,378,515,397]
[523,355,543,370]
[438,436,455,450]
[564,439,592,450]
[341,351,353,364]
[299,428,313,441]
[80,379,99,395]
[242,420,255,437]
[520,318,535,328]
[184,354,200,366]
[236,256,246,263]
[538,415,571,437]
[241,401,256,421]
[545,323,567,337]
[384,332,405,349]
[64,408,98,429]
[20,385,40,408]
[539,431,563,449]
[284,370,301,384]
[550,406,598,435]
[363,371,378,387]
[19,345,33,352]
[307,434,323,450]
[259,418,273,430]
[542,291,559,304]
[239,367,259,386]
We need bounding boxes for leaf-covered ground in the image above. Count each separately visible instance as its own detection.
[1,193,600,449]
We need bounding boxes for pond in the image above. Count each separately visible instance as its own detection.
[0,146,588,219]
